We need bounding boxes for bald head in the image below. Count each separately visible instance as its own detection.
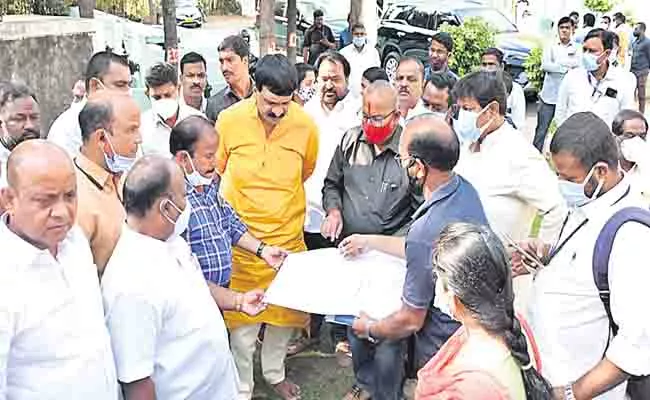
[80,91,139,142]
[365,81,398,108]
[2,139,77,253]
[7,139,73,188]
[123,155,180,218]
[402,114,459,172]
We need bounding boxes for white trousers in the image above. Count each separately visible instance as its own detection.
[230,324,295,400]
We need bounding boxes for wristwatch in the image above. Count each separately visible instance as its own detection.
[256,242,266,258]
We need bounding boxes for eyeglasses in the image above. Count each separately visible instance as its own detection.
[619,131,647,140]
[362,111,395,126]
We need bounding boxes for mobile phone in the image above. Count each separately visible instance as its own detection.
[500,233,545,274]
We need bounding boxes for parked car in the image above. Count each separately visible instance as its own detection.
[377,1,540,93]
[176,0,204,28]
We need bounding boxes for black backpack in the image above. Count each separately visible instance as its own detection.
[593,207,650,400]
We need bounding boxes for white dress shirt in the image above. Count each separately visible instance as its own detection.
[101,226,238,400]
[628,160,650,206]
[339,43,381,99]
[555,65,636,127]
[528,176,650,398]
[539,40,580,105]
[48,99,86,158]
[180,93,207,114]
[140,103,204,157]
[507,82,527,131]
[401,100,430,127]
[0,220,119,400]
[455,122,567,242]
[303,94,362,233]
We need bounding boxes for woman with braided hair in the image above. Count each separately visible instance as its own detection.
[415,223,552,400]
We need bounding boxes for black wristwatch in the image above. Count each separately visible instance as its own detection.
[256,242,266,258]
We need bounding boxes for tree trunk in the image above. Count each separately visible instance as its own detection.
[259,0,276,56]
[162,0,179,67]
[78,0,95,18]
[350,0,362,26]
[286,0,297,63]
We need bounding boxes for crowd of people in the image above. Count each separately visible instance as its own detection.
[0,6,650,400]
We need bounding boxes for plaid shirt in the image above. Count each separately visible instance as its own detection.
[183,179,247,286]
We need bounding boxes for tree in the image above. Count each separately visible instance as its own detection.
[287,0,297,63]
[78,0,95,18]
[584,0,615,13]
[440,18,496,76]
[162,0,179,67]
[259,0,276,56]
[350,0,361,26]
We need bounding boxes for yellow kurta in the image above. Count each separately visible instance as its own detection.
[216,97,319,330]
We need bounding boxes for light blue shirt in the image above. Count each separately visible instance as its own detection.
[539,40,580,105]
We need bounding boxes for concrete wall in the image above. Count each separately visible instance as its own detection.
[0,16,94,131]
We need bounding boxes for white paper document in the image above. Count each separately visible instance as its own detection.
[264,248,407,319]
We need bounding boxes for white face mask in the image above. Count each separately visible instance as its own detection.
[151,98,179,121]
[161,198,192,240]
[433,276,456,320]
[620,136,648,164]
[182,151,214,187]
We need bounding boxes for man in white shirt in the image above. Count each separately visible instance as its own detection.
[518,112,650,399]
[140,62,202,157]
[479,48,527,132]
[0,81,42,191]
[339,23,380,99]
[103,155,268,400]
[451,71,567,310]
[533,17,580,152]
[304,51,361,249]
[48,50,132,157]
[0,140,119,400]
[612,109,650,205]
[395,57,429,124]
[180,52,209,113]
[555,28,636,128]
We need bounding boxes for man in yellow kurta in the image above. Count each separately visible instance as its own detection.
[216,54,319,400]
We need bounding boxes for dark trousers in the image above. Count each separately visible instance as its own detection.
[303,232,346,342]
[533,100,556,153]
[349,331,405,400]
[635,71,648,114]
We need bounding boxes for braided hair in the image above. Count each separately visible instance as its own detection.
[432,223,553,400]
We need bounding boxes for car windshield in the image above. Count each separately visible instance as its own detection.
[456,7,517,33]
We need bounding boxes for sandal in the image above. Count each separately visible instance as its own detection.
[342,384,371,400]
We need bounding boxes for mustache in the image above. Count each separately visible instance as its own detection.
[266,112,286,120]
[1,130,41,151]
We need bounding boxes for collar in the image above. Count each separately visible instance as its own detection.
[579,172,632,220]
[0,144,10,163]
[0,213,74,264]
[74,153,111,189]
[358,123,402,154]
[412,174,461,220]
[225,78,255,101]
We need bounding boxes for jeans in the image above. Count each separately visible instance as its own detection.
[635,71,648,114]
[533,100,556,153]
[349,331,405,400]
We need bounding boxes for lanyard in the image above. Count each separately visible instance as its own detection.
[547,185,631,262]
[74,158,104,191]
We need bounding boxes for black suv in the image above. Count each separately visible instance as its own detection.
[377,1,536,91]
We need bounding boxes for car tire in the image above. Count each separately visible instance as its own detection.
[383,51,400,82]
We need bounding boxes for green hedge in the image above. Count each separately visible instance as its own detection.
[440,17,497,77]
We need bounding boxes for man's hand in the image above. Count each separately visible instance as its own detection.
[352,312,372,338]
[240,289,267,316]
[552,386,565,400]
[319,38,333,48]
[261,245,288,270]
[339,234,369,258]
[321,209,343,242]
[509,238,549,277]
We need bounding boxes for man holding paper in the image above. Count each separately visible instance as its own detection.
[340,115,488,399]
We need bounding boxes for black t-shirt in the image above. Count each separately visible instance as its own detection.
[303,24,335,65]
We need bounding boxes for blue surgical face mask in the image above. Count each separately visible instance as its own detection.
[353,36,367,48]
[558,163,605,207]
[103,132,137,175]
[581,52,600,72]
[452,105,494,146]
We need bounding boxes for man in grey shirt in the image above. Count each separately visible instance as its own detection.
[533,16,579,152]
[631,22,650,113]
[321,81,419,242]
